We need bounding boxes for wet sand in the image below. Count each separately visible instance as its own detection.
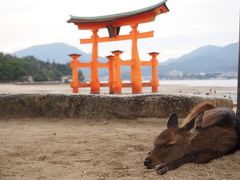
[0,118,239,180]
[0,83,236,104]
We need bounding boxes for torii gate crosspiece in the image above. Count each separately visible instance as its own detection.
[67,0,169,94]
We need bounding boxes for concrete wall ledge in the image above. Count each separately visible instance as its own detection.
[0,94,233,119]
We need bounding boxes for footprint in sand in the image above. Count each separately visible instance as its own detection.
[127,144,146,152]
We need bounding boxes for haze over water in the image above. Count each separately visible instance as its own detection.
[161,79,237,88]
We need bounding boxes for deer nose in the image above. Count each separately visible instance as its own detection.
[144,158,151,167]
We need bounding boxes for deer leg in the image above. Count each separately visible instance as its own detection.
[156,154,195,175]
[194,150,225,164]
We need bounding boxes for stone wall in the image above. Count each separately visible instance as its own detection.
[0,94,233,119]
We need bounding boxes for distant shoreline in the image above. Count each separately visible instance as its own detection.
[0,80,236,105]
[5,78,237,87]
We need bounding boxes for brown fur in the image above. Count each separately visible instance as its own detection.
[181,101,216,127]
[144,102,238,175]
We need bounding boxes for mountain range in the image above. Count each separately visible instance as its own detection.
[14,42,107,64]
[158,43,238,74]
[14,43,107,78]
[14,42,238,78]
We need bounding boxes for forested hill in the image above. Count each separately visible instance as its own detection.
[0,53,84,82]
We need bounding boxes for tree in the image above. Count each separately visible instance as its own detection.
[0,53,85,82]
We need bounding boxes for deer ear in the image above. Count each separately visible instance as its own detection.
[184,111,204,131]
[194,111,204,130]
[167,113,179,128]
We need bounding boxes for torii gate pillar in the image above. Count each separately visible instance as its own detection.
[91,29,100,94]
[131,24,142,94]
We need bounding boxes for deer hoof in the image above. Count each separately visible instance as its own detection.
[157,166,168,175]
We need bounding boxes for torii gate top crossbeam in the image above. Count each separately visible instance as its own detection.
[67,0,169,36]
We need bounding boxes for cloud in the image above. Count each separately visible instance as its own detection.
[0,0,239,60]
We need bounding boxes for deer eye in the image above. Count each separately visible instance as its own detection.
[155,144,163,149]
[165,143,175,149]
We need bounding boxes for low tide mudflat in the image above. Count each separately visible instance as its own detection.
[0,81,236,103]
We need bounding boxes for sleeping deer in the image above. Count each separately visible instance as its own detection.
[144,102,240,175]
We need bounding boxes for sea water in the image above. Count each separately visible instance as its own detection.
[160,79,237,88]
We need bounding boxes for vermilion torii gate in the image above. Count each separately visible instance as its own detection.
[67,0,169,94]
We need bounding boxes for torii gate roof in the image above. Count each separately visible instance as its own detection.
[67,0,169,30]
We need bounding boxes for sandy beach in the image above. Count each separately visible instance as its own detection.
[0,118,239,180]
[0,81,239,179]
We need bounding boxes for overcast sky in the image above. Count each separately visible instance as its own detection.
[0,0,239,61]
